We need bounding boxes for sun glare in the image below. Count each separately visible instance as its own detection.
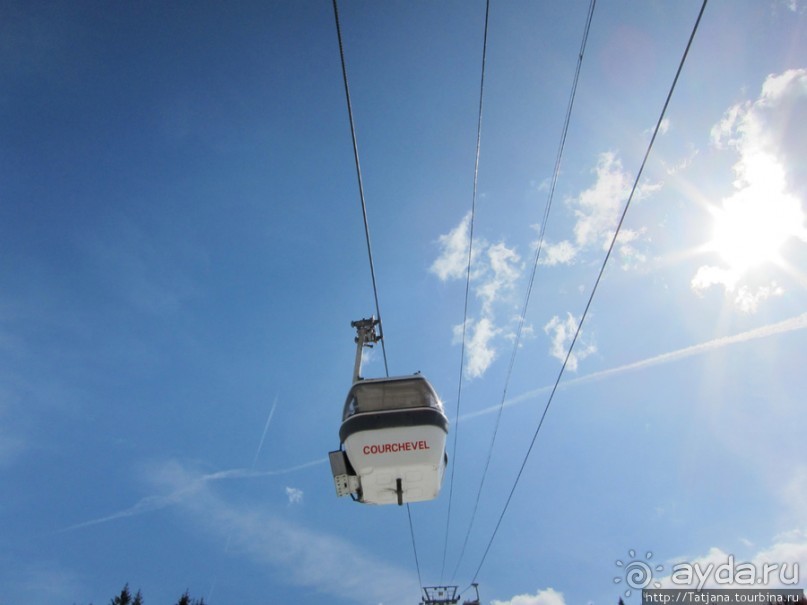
[711,196,785,270]
[708,154,804,273]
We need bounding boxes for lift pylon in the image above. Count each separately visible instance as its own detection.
[461,583,481,605]
[420,586,459,605]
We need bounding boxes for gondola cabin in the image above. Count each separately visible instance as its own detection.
[329,318,449,505]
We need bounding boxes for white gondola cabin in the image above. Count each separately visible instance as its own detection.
[329,318,448,505]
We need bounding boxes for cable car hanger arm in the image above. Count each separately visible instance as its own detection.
[351,316,381,383]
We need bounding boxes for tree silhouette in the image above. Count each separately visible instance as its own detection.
[109,584,143,605]
[175,590,205,605]
[97,584,203,605]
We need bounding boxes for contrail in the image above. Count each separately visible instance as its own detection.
[61,458,328,532]
[252,394,279,469]
[219,392,276,594]
[460,311,807,422]
[61,490,195,532]
[203,458,327,482]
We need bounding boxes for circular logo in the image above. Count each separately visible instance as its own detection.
[613,549,664,598]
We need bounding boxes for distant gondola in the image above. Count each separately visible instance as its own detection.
[329,318,448,505]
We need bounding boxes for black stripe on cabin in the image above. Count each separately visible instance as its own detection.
[339,407,449,444]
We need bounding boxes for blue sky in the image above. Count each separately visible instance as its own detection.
[1,1,806,604]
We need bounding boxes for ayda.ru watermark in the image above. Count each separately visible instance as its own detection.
[614,549,801,597]
[669,555,799,590]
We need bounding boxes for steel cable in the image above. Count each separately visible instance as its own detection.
[449,0,597,582]
[332,0,424,592]
[466,0,709,586]
[332,0,389,376]
[440,0,492,583]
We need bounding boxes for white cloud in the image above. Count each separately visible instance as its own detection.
[538,152,657,272]
[689,267,787,313]
[459,311,807,423]
[646,118,671,137]
[285,486,303,504]
[694,68,807,311]
[693,258,772,305]
[662,147,699,176]
[491,587,566,605]
[733,282,784,313]
[573,152,629,248]
[430,211,477,281]
[760,68,807,102]
[753,530,807,582]
[359,345,378,376]
[603,227,649,268]
[710,103,746,149]
[533,177,552,192]
[477,242,522,314]
[71,460,414,605]
[432,214,526,379]
[691,265,741,293]
[572,152,657,251]
[433,155,656,374]
[454,317,500,379]
[538,240,577,266]
[543,313,596,372]
[162,463,415,605]
[505,314,535,344]
[657,530,807,590]
[432,214,523,309]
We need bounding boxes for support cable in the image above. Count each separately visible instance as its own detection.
[332,0,389,376]
[333,0,424,593]
[407,503,424,590]
[466,0,709,587]
[449,0,597,582]
[440,0,491,583]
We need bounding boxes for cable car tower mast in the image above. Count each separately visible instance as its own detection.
[418,584,480,605]
[420,586,459,605]
[352,317,381,382]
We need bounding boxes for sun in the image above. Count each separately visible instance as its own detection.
[707,154,805,274]
[710,194,787,271]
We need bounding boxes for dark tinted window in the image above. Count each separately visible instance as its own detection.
[342,378,442,419]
